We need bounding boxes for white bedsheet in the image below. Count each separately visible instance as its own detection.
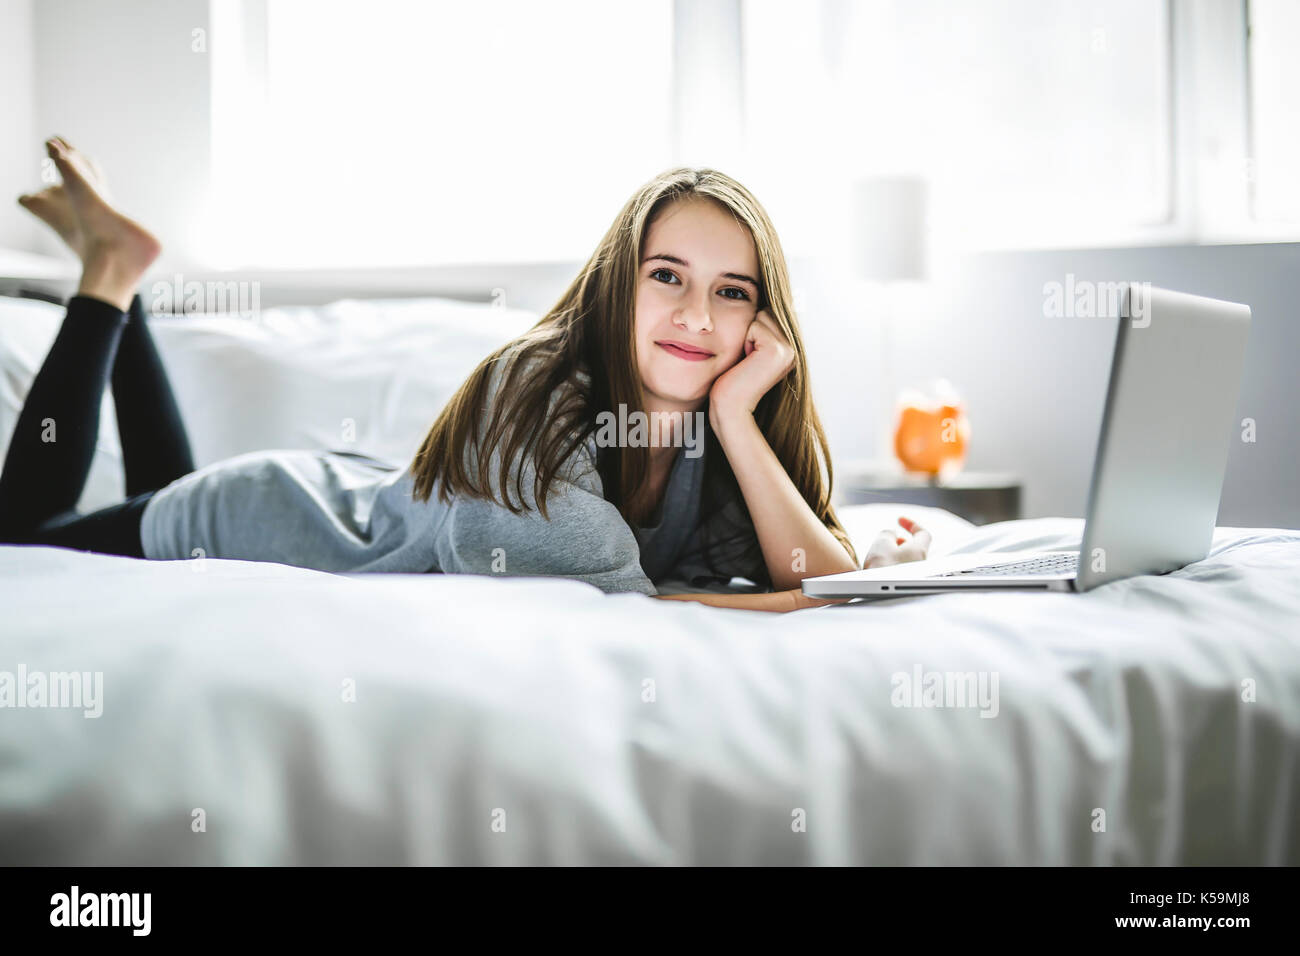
[1,516,1297,865]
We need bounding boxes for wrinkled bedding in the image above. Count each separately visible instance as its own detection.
[1,515,1296,864]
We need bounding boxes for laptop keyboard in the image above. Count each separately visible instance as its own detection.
[932,552,1079,578]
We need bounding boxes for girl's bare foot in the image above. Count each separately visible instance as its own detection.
[17,140,113,259]
[17,185,85,259]
[37,136,161,312]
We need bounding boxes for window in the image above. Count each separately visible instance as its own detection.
[208,0,674,268]
[738,0,1173,254]
[1248,0,1300,222]
[202,0,1297,268]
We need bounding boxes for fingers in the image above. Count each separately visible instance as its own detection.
[862,528,900,569]
[866,530,895,557]
[863,518,934,570]
[873,516,929,562]
[898,516,928,540]
[899,540,929,561]
[745,310,795,374]
[903,521,932,551]
[865,532,895,557]
[748,310,780,340]
[895,516,932,560]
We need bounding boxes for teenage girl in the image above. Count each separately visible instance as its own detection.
[2,137,930,611]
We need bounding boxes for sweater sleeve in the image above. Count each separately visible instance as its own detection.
[430,355,654,596]
[431,446,655,595]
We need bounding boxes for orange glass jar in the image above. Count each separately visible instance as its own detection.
[892,381,970,477]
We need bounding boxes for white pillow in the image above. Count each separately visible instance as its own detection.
[0,295,538,512]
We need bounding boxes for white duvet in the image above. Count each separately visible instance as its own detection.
[1,512,1297,865]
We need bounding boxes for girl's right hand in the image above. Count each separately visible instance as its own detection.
[863,516,932,569]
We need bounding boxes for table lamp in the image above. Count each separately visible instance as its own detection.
[851,176,961,477]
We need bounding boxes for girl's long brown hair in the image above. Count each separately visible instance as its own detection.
[410,168,857,582]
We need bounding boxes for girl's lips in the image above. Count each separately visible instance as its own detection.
[656,341,715,362]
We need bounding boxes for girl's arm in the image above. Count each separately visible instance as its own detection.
[709,407,856,590]
[654,589,848,612]
[706,310,857,591]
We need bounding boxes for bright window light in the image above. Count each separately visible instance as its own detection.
[738,0,1172,254]
[209,0,674,268]
[1248,0,1300,223]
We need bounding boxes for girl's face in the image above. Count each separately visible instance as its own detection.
[633,198,760,411]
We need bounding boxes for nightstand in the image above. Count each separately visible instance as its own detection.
[834,462,1023,525]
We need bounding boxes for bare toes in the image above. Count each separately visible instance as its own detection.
[16,186,84,253]
[46,141,92,193]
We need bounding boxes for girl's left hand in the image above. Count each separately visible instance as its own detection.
[862,517,932,568]
[708,309,796,425]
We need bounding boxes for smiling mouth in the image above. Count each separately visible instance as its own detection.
[656,340,715,362]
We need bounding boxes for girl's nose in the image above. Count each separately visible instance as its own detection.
[676,300,713,334]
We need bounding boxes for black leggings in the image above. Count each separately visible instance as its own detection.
[0,294,195,557]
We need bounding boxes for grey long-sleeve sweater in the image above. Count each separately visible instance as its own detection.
[139,363,766,595]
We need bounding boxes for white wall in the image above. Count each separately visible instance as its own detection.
[0,0,37,251]
[31,0,212,272]
[799,242,1300,529]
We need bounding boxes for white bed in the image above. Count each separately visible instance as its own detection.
[0,294,1297,865]
[1,515,1297,865]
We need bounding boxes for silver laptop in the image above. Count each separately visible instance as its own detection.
[803,284,1252,598]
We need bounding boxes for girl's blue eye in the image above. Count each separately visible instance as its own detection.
[648,269,751,302]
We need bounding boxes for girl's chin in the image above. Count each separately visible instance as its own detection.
[643,373,714,407]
